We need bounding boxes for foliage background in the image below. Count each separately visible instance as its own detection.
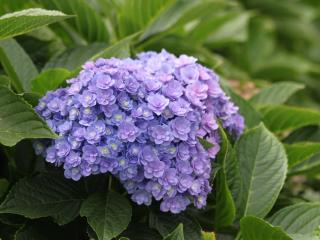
[0,0,320,239]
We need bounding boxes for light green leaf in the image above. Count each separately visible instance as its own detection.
[235,123,287,218]
[38,0,109,42]
[0,8,71,40]
[163,224,184,240]
[31,68,71,95]
[214,128,236,229]
[43,43,107,71]
[0,173,85,225]
[250,82,304,105]
[149,212,202,240]
[0,86,56,147]
[269,203,320,235]
[0,39,38,92]
[80,191,132,240]
[261,105,320,133]
[240,216,292,240]
[285,142,320,168]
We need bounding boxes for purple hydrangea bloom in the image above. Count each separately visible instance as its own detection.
[34,50,244,214]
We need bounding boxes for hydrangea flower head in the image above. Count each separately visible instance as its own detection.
[34,50,244,214]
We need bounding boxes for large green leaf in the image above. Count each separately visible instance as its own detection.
[250,82,304,105]
[284,142,320,168]
[235,124,287,218]
[31,68,71,95]
[163,224,184,240]
[80,191,132,240]
[240,216,292,240]
[269,203,320,235]
[261,105,320,133]
[214,128,236,229]
[0,39,38,92]
[0,86,56,147]
[149,212,202,240]
[38,0,109,42]
[0,174,85,225]
[0,8,71,40]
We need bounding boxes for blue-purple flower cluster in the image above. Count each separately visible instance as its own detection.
[34,50,244,213]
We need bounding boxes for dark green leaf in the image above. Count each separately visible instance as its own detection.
[31,68,71,95]
[0,173,85,225]
[0,8,71,40]
[149,212,202,240]
[120,223,162,240]
[15,224,47,240]
[80,191,132,240]
[198,138,214,150]
[235,123,287,218]
[269,203,320,235]
[214,128,236,229]
[0,179,9,199]
[240,216,292,240]
[250,82,304,105]
[285,142,320,168]
[0,86,56,146]
[261,105,320,133]
[0,39,38,92]
[163,224,184,240]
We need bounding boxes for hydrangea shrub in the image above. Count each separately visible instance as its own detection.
[34,50,244,213]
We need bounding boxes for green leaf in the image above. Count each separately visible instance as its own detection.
[198,138,214,150]
[285,142,320,168]
[0,86,56,147]
[240,216,292,240]
[0,8,71,40]
[163,224,184,240]
[31,68,71,95]
[15,224,47,240]
[0,39,38,92]
[0,75,10,87]
[43,43,107,71]
[235,123,287,218]
[269,203,320,235]
[250,82,304,105]
[214,128,236,229]
[193,12,251,46]
[149,212,202,240]
[0,173,85,225]
[120,224,162,240]
[261,105,320,133]
[80,191,132,240]
[118,0,199,40]
[0,179,9,199]
[38,0,109,42]
[227,89,261,128]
